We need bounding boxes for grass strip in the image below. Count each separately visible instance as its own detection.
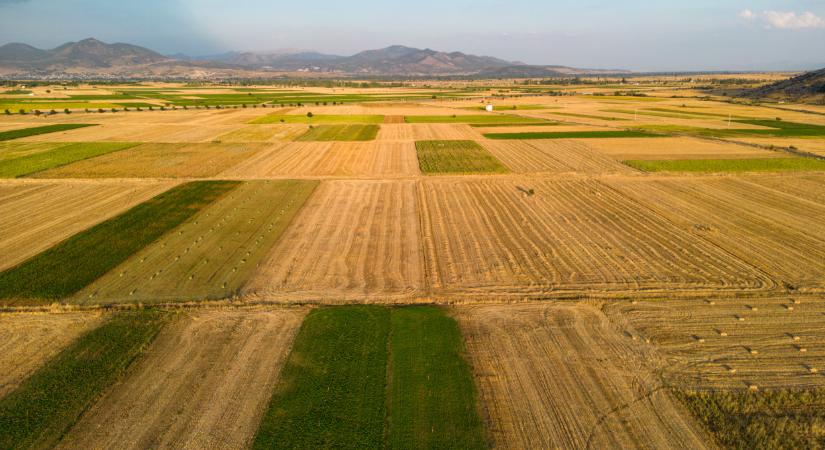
[0,181,240,301]
[387,306,486,450]
[0,124,95,141]
[623,157,825,173]
[675,388,825,450]
[416,140,509,174]
[296,124,379,141]
[250,114,384,124]
[252,306,391,450]
[0,310,169,450]
[0,142,138,178]
[484,130,656,139]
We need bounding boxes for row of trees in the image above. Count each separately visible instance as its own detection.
[3,101,348,116]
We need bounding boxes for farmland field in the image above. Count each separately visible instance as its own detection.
[484,130,656,139]
[251,114,384,124]
[624,157,825,173]
[0,123,95,141]
[0,142,138,177]
[295,124,380,141]
[415,140,509,174]
[405,114,544,124]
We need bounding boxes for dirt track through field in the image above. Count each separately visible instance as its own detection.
[0,181,176,271]
[457,303,713,450]
[246,180,424,301]
[57,308,305,450]
[0,312,105,398]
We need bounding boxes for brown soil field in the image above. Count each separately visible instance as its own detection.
[221,141,419,178]
[605,297,825,389]
[0,180,177,271]
[482,139,635,174]
[419,178,768,297]
[245,180,425,301]
[586,137,784,160]
[608,176,825,290]
[57,308,305,450]
[0,311,106,398]
[72,180,316,304]
[34,142,265,178]
[457,303,713,449]
[216,124,307,142]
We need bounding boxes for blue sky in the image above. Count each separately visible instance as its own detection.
[1,0,823,71]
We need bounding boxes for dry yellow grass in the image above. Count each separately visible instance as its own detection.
[586,137,785,160]
[245,180,425,301]
[0,180,177,271]
[216,124,307,142]
[57,308,305,450]
[0,311,106,398]
[482,139,635,174]
[18,123,241,143]
[457,303,713,449]
[409,124,482,140]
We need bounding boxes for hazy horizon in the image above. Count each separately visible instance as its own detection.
[1,0,824,72]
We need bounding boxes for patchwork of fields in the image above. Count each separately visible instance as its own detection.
[3,83,825,448]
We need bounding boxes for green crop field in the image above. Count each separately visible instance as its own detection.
[404,114,543,124]
[416,140,509,174]
[388,307,486,450]
[0,181,239,302]
[676,388,825,450]
[0,124,96,141]
[484,130,656,139]
[624,157,825,173]
[296,124,379,141]
[251,114,385,124]
[550,112,623,121]
[253,305,485,450]
[0,310,169,450]
[0,142,138,178]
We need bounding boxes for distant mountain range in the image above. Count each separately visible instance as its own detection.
[0,38,626,78]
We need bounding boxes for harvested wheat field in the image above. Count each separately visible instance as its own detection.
[0,180,176,271]
[409,124,482,140]
[585,137,784,160]
[482,139,635,174]
[741,173,825,206]
[605,296,825,389]
[608,176,825,289]
[246,180,425,301]
[0,312,105,398]
[457,303,713,449]
[376,124,416,141]
[222,141,419,178]
[216,124,307,142]
[17,123,240,143]
[34,142,265,178]
[420,178,767,297]
[56,308,305,450]
[73,180,317,304]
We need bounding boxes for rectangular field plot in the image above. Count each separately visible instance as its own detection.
[16,122,241,143]
[585,137,784,160]
[57,309,305,450]
[484,130,655,140]
[221,142,420,178]
[409,124,483,140]
[416,140,509,174]
[456,304,712,450]
[0,124,95,141]
[606,297,825,390]
[295,124,379,141]
[0,142,138,178]
[0,181,238,302]
[404,114,542,124]
[253,306,484,450]
[245,181,424,301]
[608,177,825,288]
[74,180,316,304]
[33,142,264,178]
[482,139,635,174]
[0,312,105,398]
[251,114,384,124]
[0,181,177,272]
[216,124,308,142]
[419,178,768,296]
[741,173,825,206]
[625,157,825,173]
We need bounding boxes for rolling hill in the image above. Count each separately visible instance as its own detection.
[746,68,825,103]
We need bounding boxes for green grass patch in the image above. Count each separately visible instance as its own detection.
[253,306,486,450]
[1,89,32,95]
[0,124,95,141]
[388,307,486,449]
[404,114,542,124]
[484,130,656,140]
[0,310,169,450]
[416,140,509,174]
[0,181,239,302]
[676,388,825,450]
[250,114,384,124]
[0,142,138,178]
[623,157,825,173]
[732,119,825,137]
[112,102,161,108]
[550,111,623,121]
[296,124,379,141]
[253,306,391,449]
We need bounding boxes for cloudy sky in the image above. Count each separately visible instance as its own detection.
[0,0,823,71]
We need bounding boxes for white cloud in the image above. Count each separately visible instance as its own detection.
[740,9,825,29]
